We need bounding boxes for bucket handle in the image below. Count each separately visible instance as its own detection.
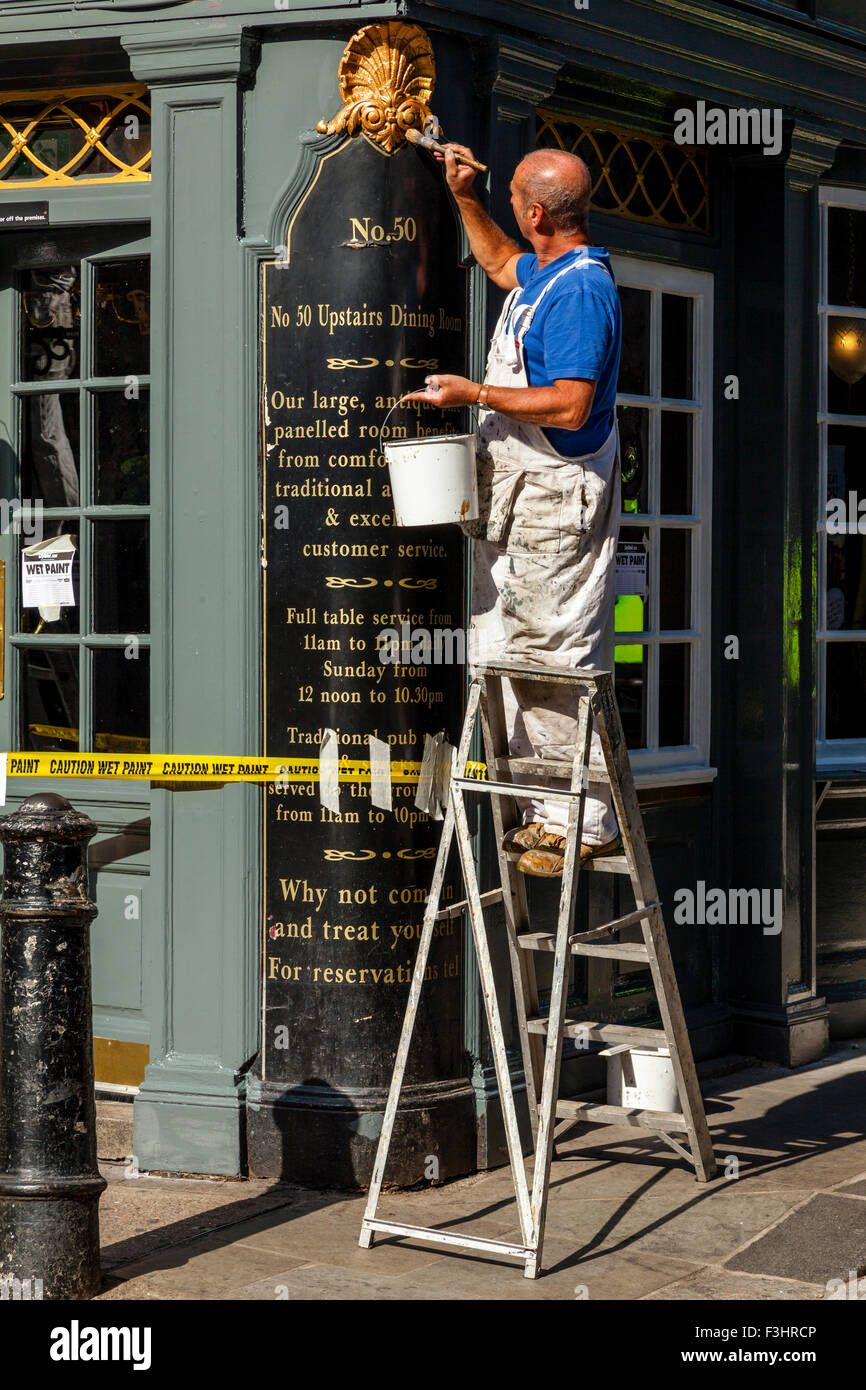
[380,391,478,447]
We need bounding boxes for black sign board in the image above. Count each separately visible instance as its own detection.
[251,135,473,1183]
[0,202,49,228]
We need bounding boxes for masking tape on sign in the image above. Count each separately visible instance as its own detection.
[4,752,490,784]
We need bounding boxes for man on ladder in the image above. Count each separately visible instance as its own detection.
[407,143,623,877]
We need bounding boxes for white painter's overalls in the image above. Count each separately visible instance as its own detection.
[465,249,621,844]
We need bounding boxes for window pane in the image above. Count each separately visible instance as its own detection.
[95,390,149,505]
[661,294,693,400]
[20,391,80,506]
[19,529,79,635]
[615,642,647,750]
[826,426,866,508]
[617,405,649,514]
[659,644,690,747]
[827,316,866,415]
[93,648,150,753]
[829,207,866,307]
[617,287,650,396]
[660,411,692,514]
[94,258,150,378]
[21,266,79,383]
[826,533,866,631]
[826,643,866,739]
[20,648,79,751]
[659,529,691,629]
[93,520,149,633]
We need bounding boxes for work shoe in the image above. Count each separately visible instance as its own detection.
[517,835,622,878]
[501,821,546,854]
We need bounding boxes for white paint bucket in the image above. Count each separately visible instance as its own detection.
[386,431,479,528]
[603,1045,680,1113]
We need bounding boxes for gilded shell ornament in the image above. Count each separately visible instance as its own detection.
[316,22,436,154]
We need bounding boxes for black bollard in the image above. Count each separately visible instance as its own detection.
[0,793,104,1300]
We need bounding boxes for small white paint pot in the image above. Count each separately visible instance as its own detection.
[381,396,479,527]
[601,1044,680,1113]
[386,431,479,527]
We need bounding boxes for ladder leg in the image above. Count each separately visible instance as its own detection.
[479,678,543,1138]
[593,674,718,1183]
[451,776,536,1252]
[526,691,594,1279]
[360,682,482,1247]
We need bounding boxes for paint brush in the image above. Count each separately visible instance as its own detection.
[406,128,487,172]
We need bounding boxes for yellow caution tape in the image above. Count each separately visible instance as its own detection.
[6,752,490,784]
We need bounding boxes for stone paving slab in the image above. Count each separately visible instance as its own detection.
[233,1263,485,1301]
[726,1193,866,1285]
[644,1269,825,1301]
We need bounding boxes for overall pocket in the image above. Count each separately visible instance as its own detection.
[504,475,564,555]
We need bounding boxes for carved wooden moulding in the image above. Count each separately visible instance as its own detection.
[316,21,435,154]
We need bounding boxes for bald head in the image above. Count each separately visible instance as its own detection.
[513,150,593,236]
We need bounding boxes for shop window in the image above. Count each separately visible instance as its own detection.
[612,256,713,780]
[12,254,150,753]
[0,87,150,187]
[818,188,866,759]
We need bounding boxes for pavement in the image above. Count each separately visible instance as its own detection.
[95,1042,866,1301]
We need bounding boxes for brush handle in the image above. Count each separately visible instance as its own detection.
[406,128,488,173]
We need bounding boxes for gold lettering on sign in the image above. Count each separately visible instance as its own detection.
[315,22,436,155]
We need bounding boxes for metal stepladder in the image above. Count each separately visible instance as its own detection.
[360,661,718,1279]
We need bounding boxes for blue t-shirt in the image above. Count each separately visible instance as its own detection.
[514,247,621,457]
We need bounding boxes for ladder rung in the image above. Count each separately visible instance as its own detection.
[571,902,661,942]
[453,777,588,800]
[554,1100,688,1133]
[526,1019,669,1047]
[435,887,503,921]
[361,1218,532,1261]
[573,942,649,960]
[495,756,609,782]
[580,854,630,873]
[472,662,606,686]
[517,933,648,961]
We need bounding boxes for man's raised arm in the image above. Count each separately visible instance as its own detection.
[440,145,522,291]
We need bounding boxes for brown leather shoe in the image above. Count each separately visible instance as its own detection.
[517,847,565,877]
[518,835,622,878]
[580,835,622,865]
[501,821,545,854]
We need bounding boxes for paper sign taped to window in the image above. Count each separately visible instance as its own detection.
[21,534,77,610]
[616,540,647,597]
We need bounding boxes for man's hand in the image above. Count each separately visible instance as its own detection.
[405,375,478,409]
[441,145,480,201]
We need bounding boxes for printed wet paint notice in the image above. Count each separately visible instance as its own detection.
[616,540,648,597]
[21,536,77,609]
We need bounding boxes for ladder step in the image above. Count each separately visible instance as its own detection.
[553,1100,689,1133]
[573,942,649,960]
[495,756,609,782]
[472,662,605,686]
[517,932,648,961]
[435,887,503,921]
[453,776,589,800]
[581,854,630,873]
[571,902,661,942]
[361,1218,532,1261]
[526,1018,668,1047]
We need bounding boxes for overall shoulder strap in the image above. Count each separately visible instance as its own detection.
[514,250,611,347]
